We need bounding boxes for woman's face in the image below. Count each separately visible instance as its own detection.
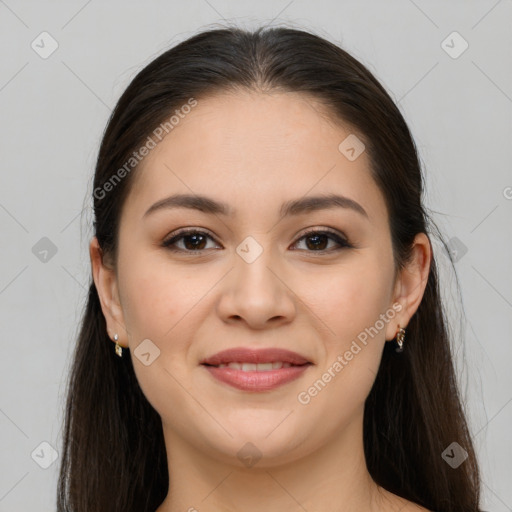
[93,91,422,466]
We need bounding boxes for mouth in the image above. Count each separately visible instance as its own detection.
[200,347,313,391]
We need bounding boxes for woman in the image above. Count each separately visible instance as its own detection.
[57,25,482,512]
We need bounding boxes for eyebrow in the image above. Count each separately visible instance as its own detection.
[143,193,369,220]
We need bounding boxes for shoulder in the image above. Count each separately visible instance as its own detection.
[390,498,432,512]
[376,486,433,512]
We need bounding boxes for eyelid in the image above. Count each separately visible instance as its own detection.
[163,227,218,244]
[295,226,348,243]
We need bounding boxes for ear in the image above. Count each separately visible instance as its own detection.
[89,236,128,349]
[385,232,432,341]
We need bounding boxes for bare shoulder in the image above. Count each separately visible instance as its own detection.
[376,486,433,512]
[400,502,432,512]
[396,496,431,511]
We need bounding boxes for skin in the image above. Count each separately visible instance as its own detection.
[90,90,432,512]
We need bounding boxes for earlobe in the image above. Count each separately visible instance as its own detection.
[89,236,128,348]
[386,232,432,341]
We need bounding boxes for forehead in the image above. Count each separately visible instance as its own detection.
[124,90,387,224]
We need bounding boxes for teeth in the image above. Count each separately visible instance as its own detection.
[215,362,293,371]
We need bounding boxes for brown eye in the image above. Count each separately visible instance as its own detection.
[291,229,352,252]
[162,229,219,252]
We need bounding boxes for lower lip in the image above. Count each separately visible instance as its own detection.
[202,364,311,391]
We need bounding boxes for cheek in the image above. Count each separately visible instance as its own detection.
[304,261,392,342]
[295,266,391,429]
[117,255,222,393]
[118,259,201,417]
[118,253,199,341]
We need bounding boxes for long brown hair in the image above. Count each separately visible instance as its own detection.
[57,24,482,511]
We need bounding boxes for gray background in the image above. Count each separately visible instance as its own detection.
[0,0,511,510]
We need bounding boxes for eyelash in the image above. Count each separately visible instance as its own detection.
[161,227,353,255]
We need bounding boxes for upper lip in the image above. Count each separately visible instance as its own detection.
[200,347,311,366]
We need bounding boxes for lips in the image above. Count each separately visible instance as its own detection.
[200,347,311,367]
[200,347,312,392]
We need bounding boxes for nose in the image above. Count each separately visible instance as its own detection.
[216,240,297,330]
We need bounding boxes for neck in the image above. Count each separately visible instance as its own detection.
[155,413,393,512]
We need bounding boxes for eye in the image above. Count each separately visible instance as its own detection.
[162,228,219,253]
[162,227,353,254]
[291,228,352,252]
